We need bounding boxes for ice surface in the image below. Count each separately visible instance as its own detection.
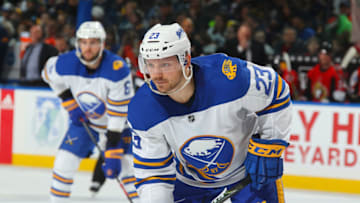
[1,165,360,203]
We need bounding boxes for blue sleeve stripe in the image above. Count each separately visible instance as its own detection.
[270,73,280,105]
[272,93,290,105]
[122,176,136,185]
[176,161,184,175]
[107,98,131,106]
[128,191,139,198]
[107,109,127,117]
[271,74,288,104]
[275,74,281,98]
[278,78,286,98]
[134,152,174,169]
[134,161,173,169]
[50,187,71,197]
[53,172,73,185]
[261,93,290,111]
[256,96,291,116]
[135,175,176,189]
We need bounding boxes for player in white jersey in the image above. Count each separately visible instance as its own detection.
[42,21,138,203]
[128,23,292,203]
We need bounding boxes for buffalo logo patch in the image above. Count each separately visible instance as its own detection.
[222,59,237,80]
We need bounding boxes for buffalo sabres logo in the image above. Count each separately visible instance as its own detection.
[113,60,124,70]
[222,59,237,80]
[180,135,234,181]
[76,92,106,119]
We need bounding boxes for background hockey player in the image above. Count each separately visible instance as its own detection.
[128,23,292,203]
[42,21,138,203]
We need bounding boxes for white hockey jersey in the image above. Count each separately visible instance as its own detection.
[42,50,134,133]
[128,53,292,202]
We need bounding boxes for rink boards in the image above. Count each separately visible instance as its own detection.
[0,87,359,194]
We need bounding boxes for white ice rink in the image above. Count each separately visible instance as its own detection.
[1,165,360,203]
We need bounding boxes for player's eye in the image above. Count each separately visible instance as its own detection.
[146,63,154,68]
[161,63,170,68]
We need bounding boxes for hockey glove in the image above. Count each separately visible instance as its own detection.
[60,89,88,126]
[244,136,289,190]
[102,130,124,179]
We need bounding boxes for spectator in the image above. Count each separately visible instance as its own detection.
[20,24,58,86]
[291,15,315,42]
[207,13,226,51]
[201,32,217,55]
[158,1,175,24]
[274,26,306,55]
[118,2,146,40]
[0,24,9,80]
[254,29,275,59]
[220,23,268,66]
[188,0,208,34]
[1,2,15,38]
[337,2,352,38]
[341,0,360,70]
[348,64,360,101]
[178,16,202,57]
[0,0,358,103]
[62,23,76,47]
[179,16,194,36]
[44,18,57,46]
[304,37,320,57]
[117,30,144,89]
[274,53,301,100]
[105,28,120,54]
[54,35,70,54]
[117,30,138,70]
[305,42,345,102]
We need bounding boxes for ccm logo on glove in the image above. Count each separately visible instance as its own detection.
[248,139,287,157]
[105,148,124,159]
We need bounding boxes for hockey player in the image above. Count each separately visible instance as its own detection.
[128,23,292,203]
[42,21,138,202]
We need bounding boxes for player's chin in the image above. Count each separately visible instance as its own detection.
[155,85,167,92]
[83,54,97,61]
[154,84,170,92]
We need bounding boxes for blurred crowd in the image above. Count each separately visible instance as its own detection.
[1,0,360,103]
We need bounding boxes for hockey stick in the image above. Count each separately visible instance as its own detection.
[211,175,251,203]
[81,121,134,203]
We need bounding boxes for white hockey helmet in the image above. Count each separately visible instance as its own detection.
[75,21,106,66]
[138,23,192,95]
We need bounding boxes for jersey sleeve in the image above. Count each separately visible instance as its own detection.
[129,123,176,203]
[106,72,135,132]
[241,61,292,141]
[41,56,69,95]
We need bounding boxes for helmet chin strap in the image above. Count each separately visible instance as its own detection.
[145,65,193,96]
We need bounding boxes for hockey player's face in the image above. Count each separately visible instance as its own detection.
[78,38,102,61]
[146,56,183,93]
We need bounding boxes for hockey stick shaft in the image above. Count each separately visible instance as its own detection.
[81,121,133,203]
[211,175,251,203]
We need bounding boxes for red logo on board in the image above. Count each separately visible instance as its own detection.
[0,89,14,164]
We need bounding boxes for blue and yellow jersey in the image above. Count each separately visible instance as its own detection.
[42,50,134,132]
[128,53,292,200]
